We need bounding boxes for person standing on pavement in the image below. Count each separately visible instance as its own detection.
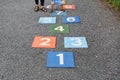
[34,0,47,12]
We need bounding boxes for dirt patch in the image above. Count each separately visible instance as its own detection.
[100,0,120,20]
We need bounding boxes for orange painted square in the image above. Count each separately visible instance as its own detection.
[32,36,56,48]
[62,4,76,10]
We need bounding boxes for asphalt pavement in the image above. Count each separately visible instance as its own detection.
[0,0,120,80]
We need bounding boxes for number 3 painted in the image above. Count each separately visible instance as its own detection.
[71,38,82,46]
[39,38,50,46]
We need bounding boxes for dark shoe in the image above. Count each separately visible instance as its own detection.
[34,5,39,12]
[40,7,47,12]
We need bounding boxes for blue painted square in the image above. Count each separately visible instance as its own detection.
[62,16,80,24]
[38,17,56,24]
[47,52,75,68]
[52,11,67,16]
[64,37,88,48]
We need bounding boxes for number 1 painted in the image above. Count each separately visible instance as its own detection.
[56,53,64,65]
[47,52,75,67]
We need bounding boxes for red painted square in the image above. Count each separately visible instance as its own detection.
[32,36,56,48]
[62,4,76,10]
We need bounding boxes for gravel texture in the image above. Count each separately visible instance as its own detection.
[0,0,120,80]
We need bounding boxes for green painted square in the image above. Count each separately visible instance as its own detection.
[50,24,69,33]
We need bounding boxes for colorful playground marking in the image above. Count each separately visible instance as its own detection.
[50,24,69,33]
[38,17,56,24]
[33,0,89,68]
[64,37,88,48]
[52,11,67,16]
[32,36,56,48]
[62,16,80,23]
[62,4,76,10]
[47,51,75,67]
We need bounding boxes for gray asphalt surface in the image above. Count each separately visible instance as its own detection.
[0,0,120,80]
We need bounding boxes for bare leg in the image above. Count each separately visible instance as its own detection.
[50,2,54,13]
[60,4,65,11]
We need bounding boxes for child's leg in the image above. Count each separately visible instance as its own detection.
[60,4,65,11]
[50,2,54,13]
[40,0,47,12]
[40,0,44,7]
[34,0,39,12]
[35,0,39,5]
[60,4,63,10]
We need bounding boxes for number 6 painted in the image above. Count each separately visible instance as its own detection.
[67,17,75,22]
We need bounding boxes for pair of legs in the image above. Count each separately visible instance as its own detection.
[34,0,47,12]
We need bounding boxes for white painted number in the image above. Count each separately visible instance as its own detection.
[56,53,64,65]
[56,11,63,14]
[65,5,72,8]
[44,18,51,22]
[67,17,75,22]
[71,38,82,46]
[54,26,64,31]
[39,38,50,46]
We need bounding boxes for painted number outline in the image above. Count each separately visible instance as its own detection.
[56,11,63,15]
[54,26,64,31]
[56,53,64,65]
[67,17,75,22]
[43,18,51,22]
[65,5,72,8]
[70,37,82,46]
[39,37,51,46]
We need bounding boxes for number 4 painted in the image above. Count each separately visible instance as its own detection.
[56,53,64,65]
[54,26,64,31]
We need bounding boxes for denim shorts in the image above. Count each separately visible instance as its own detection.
[51,0,62,5]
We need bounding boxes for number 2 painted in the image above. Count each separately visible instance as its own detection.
[39,38,50,46]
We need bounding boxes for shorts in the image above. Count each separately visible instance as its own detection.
[51,0,65,5]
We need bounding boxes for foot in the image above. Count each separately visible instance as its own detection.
[40,7,47,12]
[34,5,39,12]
